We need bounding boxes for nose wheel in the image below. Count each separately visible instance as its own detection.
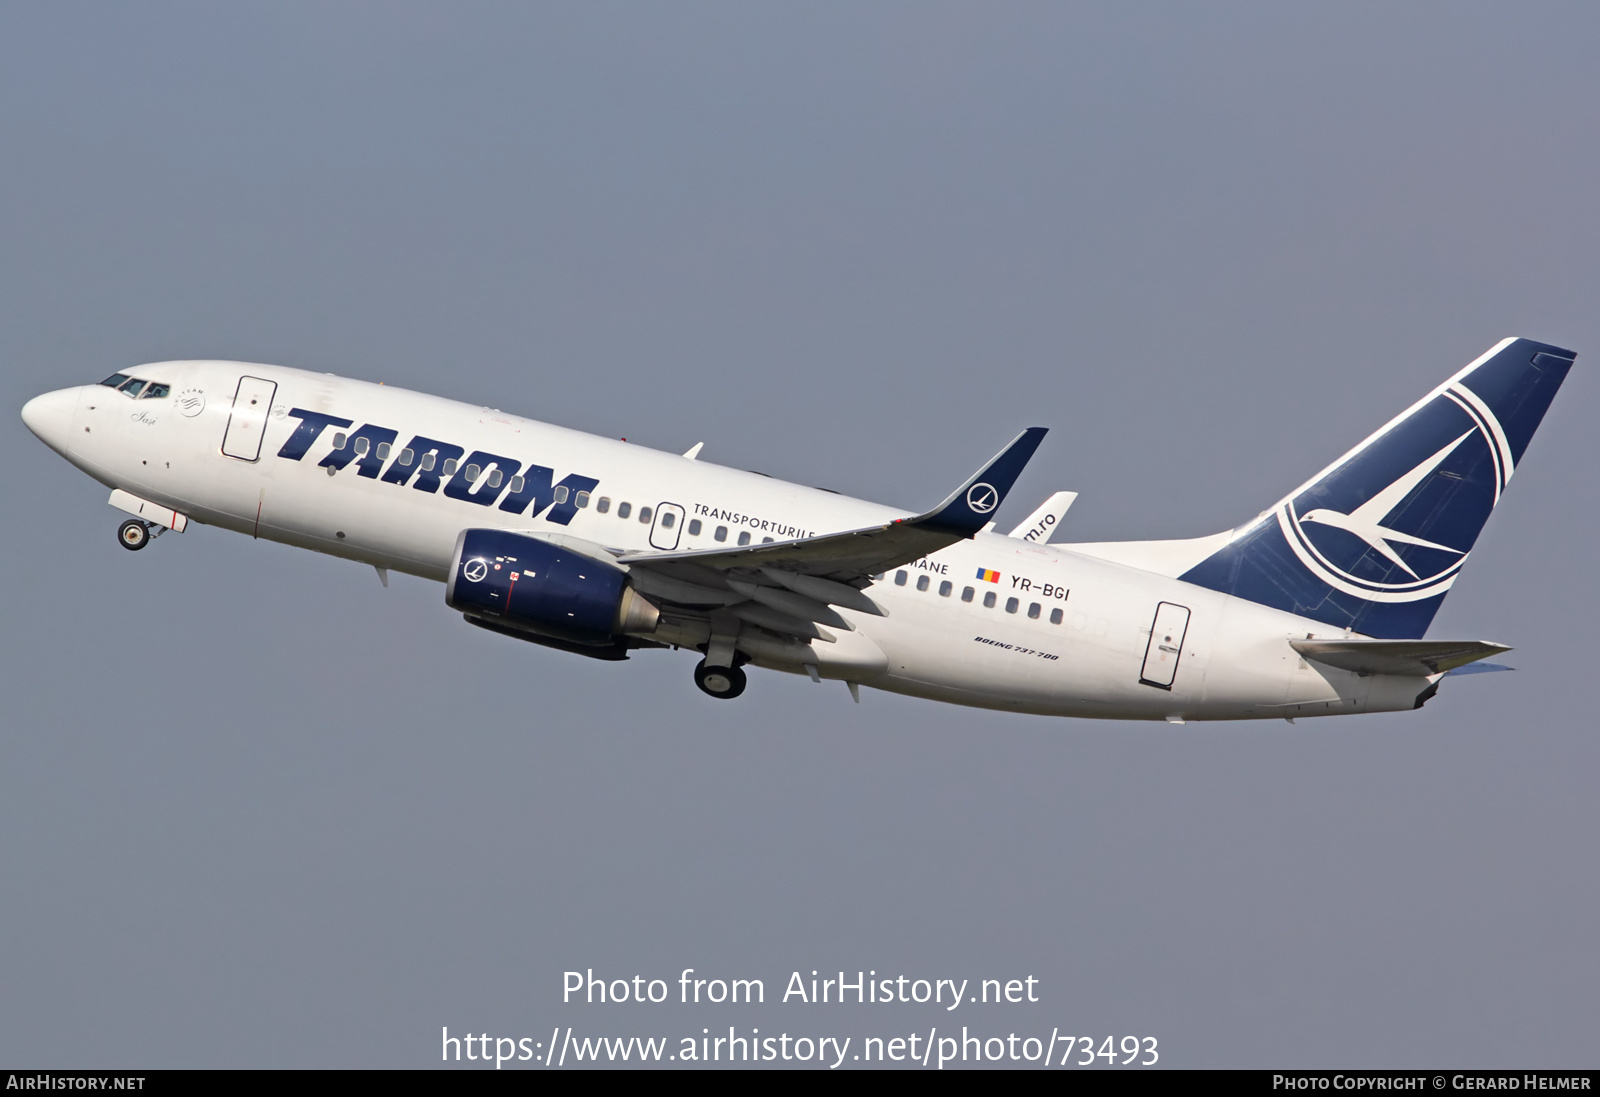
[117,519,152,551]
[694,660,747,699]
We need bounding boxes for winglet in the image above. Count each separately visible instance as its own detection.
[912,427,1048,537]
[1008,490,1078,541]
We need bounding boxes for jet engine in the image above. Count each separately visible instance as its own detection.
[445,528,659,646]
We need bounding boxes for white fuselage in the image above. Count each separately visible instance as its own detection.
[34,360,1434,721]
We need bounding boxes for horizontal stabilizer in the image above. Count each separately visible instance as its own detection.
[1444,661,1513,676]
[1290,638,1511,677]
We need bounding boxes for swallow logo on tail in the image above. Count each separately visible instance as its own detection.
[1278,384,1515,603]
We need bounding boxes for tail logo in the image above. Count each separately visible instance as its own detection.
[965,483,999,514]
[1276,383,1515,603]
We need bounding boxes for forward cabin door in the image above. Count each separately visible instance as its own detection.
[650,502,686,550]
[1139,601,1191,690]
[221,376,278,461]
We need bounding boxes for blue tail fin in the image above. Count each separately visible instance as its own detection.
[1179,338,1575,638]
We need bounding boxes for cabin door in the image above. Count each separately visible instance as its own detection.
[1139,601,1191,690]
[221,376,278,461]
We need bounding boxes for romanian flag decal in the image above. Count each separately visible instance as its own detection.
[976,568,1001,583]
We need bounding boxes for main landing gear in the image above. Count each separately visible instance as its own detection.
[694,659,747,700]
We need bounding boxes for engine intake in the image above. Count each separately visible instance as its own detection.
[445,528,658,646]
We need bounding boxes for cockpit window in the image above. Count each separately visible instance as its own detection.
[99,373,169,398]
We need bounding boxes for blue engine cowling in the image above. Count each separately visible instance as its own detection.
[445,529,656,646]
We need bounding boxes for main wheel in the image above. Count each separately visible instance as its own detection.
[117,519,150,551]
[694,660,747,699]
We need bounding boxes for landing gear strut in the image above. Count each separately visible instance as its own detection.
[117,519,151,551]
[694,659,747,700]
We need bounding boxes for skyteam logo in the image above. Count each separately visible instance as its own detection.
[1275,382,1516,604]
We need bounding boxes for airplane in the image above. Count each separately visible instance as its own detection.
[18,337,1574,722]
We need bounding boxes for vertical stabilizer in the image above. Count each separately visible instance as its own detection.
[1178,338,1575,638]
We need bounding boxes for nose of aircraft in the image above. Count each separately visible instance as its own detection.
[21,387,81,454]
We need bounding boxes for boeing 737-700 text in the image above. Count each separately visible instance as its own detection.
[20,337,1574,721]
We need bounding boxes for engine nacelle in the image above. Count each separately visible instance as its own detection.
[445,528,658,646]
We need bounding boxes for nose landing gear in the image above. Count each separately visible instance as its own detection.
[694,659,747,699]
[117,519,161,551]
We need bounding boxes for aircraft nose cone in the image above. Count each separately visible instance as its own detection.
[21,387,81,453]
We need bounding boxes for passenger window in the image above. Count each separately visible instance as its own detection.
[761,536,773,543]
[100,373,130,388]
[714,525,727,542]
[687,518,700,535]
[617,501,632,519]
[597,496,611,513]
[737,531,751,546]
[375,441,390,460]
[939,581,952,597]
[419,452,435,471]
[442,458,458,476]
[1050,608,1064,625]
[872,573,885,581]
[118,378,146,398]
[916,575,930,592]
[355,437,371,456]
[487,469,503,489]
[1028,602,1041,619]
[463,463,480,482]
[139,383,170,399]
[661,512,676,529]
[983,591,997,609]
[554,486,570,504]
[1005,597,1019,614]
[576,491,590,508]
[508,475,523,493]
[640,506,653,523]
[332,432,348,450]
[399,448,414,466]
[961,586,974,603]
[894,571,908,586]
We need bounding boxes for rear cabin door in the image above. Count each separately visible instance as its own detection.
[1139,601,1191,690]
[650,502,686,550]
[221,376,278,461]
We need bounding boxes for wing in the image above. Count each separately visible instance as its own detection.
[618,427,1047,644]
